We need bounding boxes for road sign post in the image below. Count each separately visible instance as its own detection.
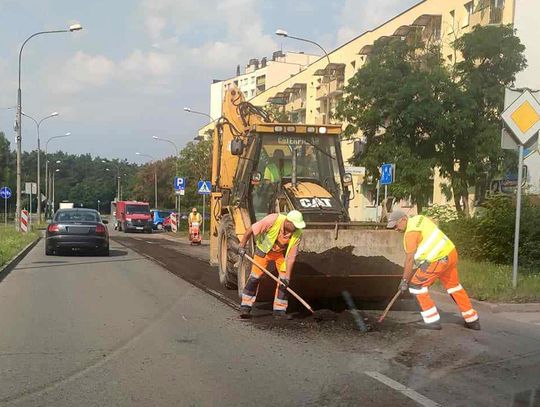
[0,187,11,228]
[197,181,211,239]
[174,177,186,233]
[501,90,540,288]
[379,164,394,221]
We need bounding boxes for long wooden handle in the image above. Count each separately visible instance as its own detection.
[378,290,402,323]
[244,254,314,314]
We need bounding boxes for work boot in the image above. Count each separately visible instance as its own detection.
[273,310,290,320]
[415,321,442,330]
[239,306,252,319]
[465,319,481,330]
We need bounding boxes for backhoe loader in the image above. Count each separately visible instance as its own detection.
[209,87,404,300]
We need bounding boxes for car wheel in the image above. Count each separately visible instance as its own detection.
[97,246,109,256]
[45,246,54,256]
[157,223,163,230]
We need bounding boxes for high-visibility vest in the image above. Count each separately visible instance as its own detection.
[264,162,292,182]
[189,213,202,223]
[405,215,455,263]
[255,214,302,272]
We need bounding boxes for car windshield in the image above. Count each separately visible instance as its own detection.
[126,204,150,214]
[55,210,99,222]
[158,211,172,218]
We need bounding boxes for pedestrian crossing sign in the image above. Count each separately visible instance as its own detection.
[197,180,211,195]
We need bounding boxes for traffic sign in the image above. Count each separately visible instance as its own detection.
[175,189,185,196]
[502,90,540,146]
[197,180,211,195]
[380,163,394,185]
[174,177,185,191]
[0,186,12,199]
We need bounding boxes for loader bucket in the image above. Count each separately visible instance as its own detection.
[291,227,405,300]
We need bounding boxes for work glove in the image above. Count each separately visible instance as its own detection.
[237,246,246,258]
[399,279,409,293]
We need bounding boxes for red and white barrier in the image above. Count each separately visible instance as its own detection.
[20,210,29,233]
[171,213,178,232]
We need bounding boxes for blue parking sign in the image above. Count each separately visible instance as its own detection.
[174,177,185,191]
[380,163,394,185]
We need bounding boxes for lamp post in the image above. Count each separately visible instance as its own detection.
[14,23,82,230]
[183,107,216,142]
[45,132,71,218]
[102,160,123,201]
[22,111,59,222]
[275,29,332,124]
[152,136,179,212]
[136,153,158,208]
[52,167,61,213]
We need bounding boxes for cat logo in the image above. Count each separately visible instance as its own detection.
[299,197,332,208]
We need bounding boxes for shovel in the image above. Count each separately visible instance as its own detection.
[243,253,315,314]
[378,289,402,323]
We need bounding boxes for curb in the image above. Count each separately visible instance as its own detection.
[431,290,540,313]
[0,236,41,283]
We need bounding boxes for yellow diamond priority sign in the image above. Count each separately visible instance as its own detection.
[501,90,540,145]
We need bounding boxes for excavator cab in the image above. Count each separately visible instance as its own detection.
[230,124,352,224]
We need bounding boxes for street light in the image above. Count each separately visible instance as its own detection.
[275,28,332,124]
[152,136,180,212]
[22,111,59,222]
[52,166,61,213]
[45,132,71,218]
[183,107,216,123]
[102,159,123,201]
[136,152,158,208]
[15,23,82,230]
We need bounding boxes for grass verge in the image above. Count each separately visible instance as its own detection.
[455,259,540,303]
[0,228,39,268]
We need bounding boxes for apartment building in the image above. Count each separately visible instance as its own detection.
[248,0,515,221]
[208,51,319,121]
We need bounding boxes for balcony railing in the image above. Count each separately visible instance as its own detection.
[470,1,504,26]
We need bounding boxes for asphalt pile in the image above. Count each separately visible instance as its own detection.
[295,246,402,277]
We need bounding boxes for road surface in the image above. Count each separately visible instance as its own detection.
[0,232,538,406]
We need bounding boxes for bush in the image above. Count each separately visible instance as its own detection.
[439,195,540,271]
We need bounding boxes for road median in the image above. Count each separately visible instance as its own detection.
[0,229,41,282]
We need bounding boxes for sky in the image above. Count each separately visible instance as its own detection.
[0,0,418,165]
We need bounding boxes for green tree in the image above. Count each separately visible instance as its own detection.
[434,25,527,215]
[336,37,444,211]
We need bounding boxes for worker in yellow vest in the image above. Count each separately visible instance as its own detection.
[387,210,480,330]
[237,210,305,319]
[188,207,202,227]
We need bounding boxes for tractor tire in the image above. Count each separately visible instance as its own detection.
[237,241,254,298]
[217,214,239,290]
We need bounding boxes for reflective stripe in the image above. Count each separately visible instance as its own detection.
[423,313,441,324]
[273,303,288,311]
[425,238,448,262]
[274,298,288,306]
[414,230,440,261]
[241,294,256,306]
[249,272,261,279]
[464,314,479,323]
[447,284,464,294]
[409,286,428,294]
[462,309,476,317]
[420,306,438,317]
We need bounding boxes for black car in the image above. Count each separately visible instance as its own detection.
[46,208,109,256]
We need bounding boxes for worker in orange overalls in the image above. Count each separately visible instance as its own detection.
[237,210,305,319]
[387,210,480,330]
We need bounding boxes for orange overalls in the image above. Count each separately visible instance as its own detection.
[405,218,479,325]
[241,234,293,312]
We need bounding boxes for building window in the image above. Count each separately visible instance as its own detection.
[463,2,473,27]
[250,90,255,97]
[251,76,255,84]
[449,10,455,33]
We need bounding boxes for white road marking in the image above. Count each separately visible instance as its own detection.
[365,371,442,407]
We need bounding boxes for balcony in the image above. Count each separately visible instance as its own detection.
[288,96,305,112]
[470,1,504,26]
[316,78,344,101]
